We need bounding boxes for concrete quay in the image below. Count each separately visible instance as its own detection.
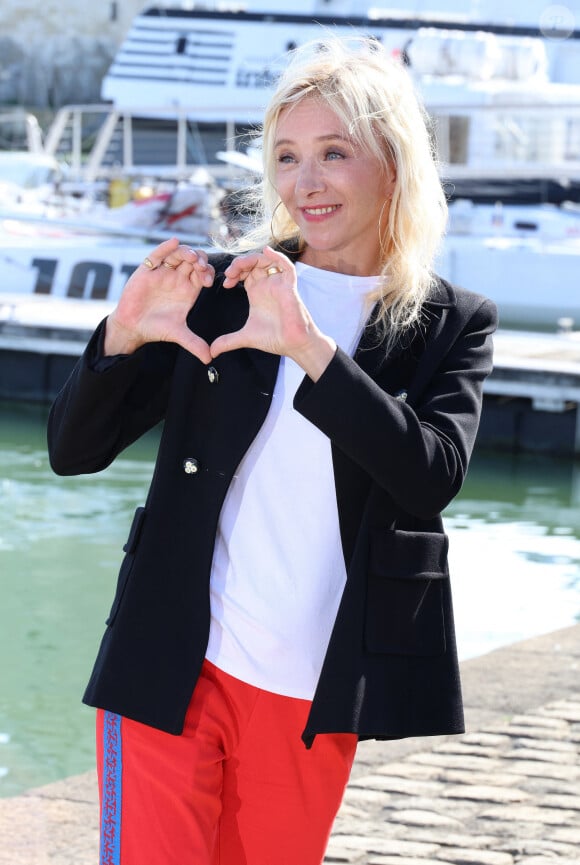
[479,330,580,457]
[0,623,579,865]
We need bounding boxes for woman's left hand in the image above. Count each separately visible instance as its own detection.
[210,247,336,380]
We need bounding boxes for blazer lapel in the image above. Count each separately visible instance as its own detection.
[354,279,457,400]
[405,281,456,405]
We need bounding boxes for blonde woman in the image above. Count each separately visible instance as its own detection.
[48,38,497,865]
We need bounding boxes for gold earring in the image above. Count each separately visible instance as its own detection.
[269,200,284,245]
[378,199,391,262]
[269,201,301,254]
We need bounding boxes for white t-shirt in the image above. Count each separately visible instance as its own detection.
[205,262,378,699]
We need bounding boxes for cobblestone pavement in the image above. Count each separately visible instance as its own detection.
[326,696,580,865]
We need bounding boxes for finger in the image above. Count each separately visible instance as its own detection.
[191,248,210,268]
[162,245,206,270]
[223,253,262,283]
[223,248,291,286]
[188,261,214,288]
[141,237,181,270]
[190,253,213,277]
[222,269,251,288]
[263,245,287,262]
[262,246,292,275]
[210,330,245,358]
[174,327,212,365]
[222,263,267,288]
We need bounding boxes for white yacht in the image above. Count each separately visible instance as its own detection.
[1,0,580,343]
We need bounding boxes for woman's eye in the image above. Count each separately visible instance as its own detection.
[277,153,295,164]
[326,150,345,160]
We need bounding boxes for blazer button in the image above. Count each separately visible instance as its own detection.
[183,457,199,475]
[207,366,219,384]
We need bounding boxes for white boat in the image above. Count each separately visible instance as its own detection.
[17,1,574,186]
[98,2,580,331]
[0,147,226,237]
[2,197,578,327]
[102,2,580,113]
[1,0,580,365]
[440,233,580,331]
[0,218,159,302]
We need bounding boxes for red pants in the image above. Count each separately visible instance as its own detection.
[96,660,357,865]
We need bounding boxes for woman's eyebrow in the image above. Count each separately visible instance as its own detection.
[274,133,350,148]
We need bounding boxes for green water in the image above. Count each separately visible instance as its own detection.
[0,402,159,797]
[1,402,579,798]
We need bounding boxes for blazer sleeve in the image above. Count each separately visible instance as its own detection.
[47,319,177,476]
[293,295,497,519]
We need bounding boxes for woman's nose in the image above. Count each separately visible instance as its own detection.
[296,159,325,194]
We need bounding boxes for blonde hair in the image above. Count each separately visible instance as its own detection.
[230,37,447,346]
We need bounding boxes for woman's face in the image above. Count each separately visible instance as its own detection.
[273,96,396,276]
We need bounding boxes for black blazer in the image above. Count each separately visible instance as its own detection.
[47,254,497,746]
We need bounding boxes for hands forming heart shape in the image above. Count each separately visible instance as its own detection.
[104,237,336,381]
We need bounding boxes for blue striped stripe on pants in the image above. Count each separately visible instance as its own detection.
[100,712,123,865]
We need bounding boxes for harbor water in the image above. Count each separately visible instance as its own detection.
[1,400,579,798]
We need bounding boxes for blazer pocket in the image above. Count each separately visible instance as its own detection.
[106,506,147,626]
[365,528,449,656]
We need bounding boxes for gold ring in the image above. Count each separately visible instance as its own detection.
[266,265,282,276]
[162,261,177,270]
[143,257,155,269]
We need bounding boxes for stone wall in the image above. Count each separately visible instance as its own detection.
[0,0,146,108]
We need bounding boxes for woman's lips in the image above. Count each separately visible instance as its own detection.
[301,204,341,220]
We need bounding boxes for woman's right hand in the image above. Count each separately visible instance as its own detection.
[103,237,214,364]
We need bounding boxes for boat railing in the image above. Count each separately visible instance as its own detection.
[42,104,243,185]
[0,110,44,154]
